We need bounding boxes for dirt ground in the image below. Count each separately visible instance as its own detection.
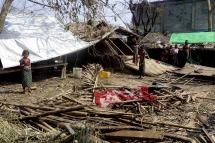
[0,72,214,107]
[0,72,165,104]
[0,74,80,104]
[0,72,215,131]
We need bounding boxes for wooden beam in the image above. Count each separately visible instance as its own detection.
[18,105,85,120]
[33,63,68,70]
[104,40,118,55]
[202,128,215,143]
[134,118,201,131]
[118,38,134,54]
[0,63,68,75]
[164,133,197,143]
[103,130,164,140]
[1,102,55,111]
[107,39,126,56]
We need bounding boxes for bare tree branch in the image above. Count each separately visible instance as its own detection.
[0,0,14,33]
[27,0,58,9]
[130,1,161,35]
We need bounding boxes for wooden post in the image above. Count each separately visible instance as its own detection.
[61,64,67,79]
[207,0,213,31]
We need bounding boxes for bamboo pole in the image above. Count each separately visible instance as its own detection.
[19,105,85,120]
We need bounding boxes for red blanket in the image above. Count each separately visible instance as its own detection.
[93,86,157,108]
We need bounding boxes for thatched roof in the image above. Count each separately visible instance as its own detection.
[68,21,113,42]
[68,21,139,42]
[140,32,170,44]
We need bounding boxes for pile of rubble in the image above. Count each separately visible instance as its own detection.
[0,64,214,143]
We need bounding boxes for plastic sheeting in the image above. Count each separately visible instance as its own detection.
[0,14,94,68]
[170,32,215,44]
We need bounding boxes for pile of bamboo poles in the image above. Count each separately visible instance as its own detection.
[156,73,215,86]
[0,66,214,142]
[81,64,103,91]
[0,84,212,143]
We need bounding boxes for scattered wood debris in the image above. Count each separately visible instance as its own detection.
[1,69,214,142]
[81,64,103,91]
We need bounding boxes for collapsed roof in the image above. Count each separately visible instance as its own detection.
[0,13,138,69]
[68,21,138,42]
[140,32,170,44]
[0,13,96,69]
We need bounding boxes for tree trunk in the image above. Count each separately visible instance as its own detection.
[207,0,213,31]
[0,0,13,33]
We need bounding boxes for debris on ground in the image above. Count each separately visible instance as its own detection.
[125,57,177,76]
[0,64,215,143]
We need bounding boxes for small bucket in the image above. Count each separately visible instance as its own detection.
[99,71,111,78]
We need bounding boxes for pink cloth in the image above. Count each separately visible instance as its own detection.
[93,86,157,108]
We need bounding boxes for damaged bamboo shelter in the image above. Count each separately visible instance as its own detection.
[1,12,215,143]
[0,12,177,78]
[67,20,177,76]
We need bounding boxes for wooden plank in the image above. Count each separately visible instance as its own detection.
[103,130,164,140]
[1,102,55,111]
[202,128,215,143]
[0,63,68,75]
[197,96,215,100]
[164,133,197,143]
[19,105,85,120]
[134,118,201,131]
[61,64,67,79]
[95,125,142,131]
[33,63,68,70]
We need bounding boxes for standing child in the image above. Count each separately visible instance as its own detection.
[20,50,32,94]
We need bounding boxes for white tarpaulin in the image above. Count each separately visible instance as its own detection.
[0,14,93,69]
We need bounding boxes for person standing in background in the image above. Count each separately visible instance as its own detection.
[138,47,149,79]
[131,37,138,65]
[183,40,190,61]
[133,43,139,66]
[171,44,179,66]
